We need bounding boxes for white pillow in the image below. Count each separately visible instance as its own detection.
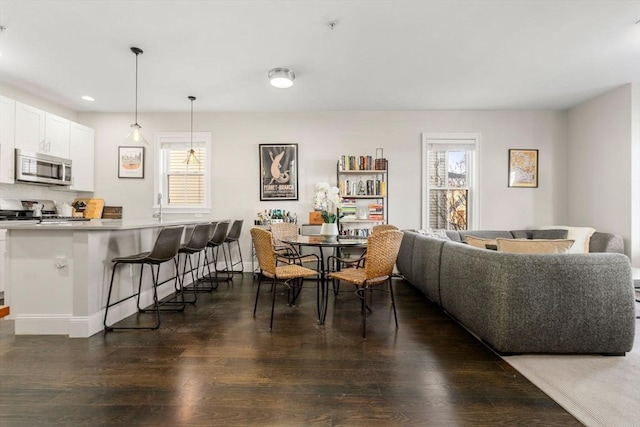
[538,226,595,253]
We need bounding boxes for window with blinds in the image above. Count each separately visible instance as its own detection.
[155,132,211,212]
[421,134,479,230]
[166,147,205,205]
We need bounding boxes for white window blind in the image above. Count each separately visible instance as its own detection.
[155,132,212,213]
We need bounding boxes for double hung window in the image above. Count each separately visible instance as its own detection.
[421,133,479,230]
[155,132,211,213]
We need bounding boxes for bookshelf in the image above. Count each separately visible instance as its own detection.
[337,155,388,238]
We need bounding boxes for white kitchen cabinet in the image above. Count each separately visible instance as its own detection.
[15,102,46,153]
[69,122,94,192]
[15,102,70,158]
[44,113,70,158]
[0,95,16,183]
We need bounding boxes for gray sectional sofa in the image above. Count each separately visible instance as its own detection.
[397,229,636,355]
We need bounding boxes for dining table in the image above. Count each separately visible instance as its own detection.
[280,235,368,324]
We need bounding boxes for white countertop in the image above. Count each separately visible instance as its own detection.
[0,218,217,231]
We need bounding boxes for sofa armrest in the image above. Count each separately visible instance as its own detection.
[589,231,624,254]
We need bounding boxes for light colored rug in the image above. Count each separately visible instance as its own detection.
[503,316,640,427]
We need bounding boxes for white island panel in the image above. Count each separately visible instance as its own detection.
[3,219,216,337]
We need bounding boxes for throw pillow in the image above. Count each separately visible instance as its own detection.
[465,235,497,249]
[538,226,595,253]
[416,228,451,241]
[496,238,575,254]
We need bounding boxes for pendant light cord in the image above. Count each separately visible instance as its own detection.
[130,47,143,125]
[135,52,139,124]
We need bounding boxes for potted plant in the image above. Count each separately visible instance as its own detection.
[312,182,343,237]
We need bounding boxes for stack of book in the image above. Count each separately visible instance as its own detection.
[368,203,384,220]
[340,199,357,220]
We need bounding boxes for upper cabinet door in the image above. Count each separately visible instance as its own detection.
[44,113,70,158]
[0,95,16,183]
[15,102,46,153]
[69,122,95,192]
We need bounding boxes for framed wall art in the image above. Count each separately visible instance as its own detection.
[118,146,145,179]
[259,143,298,200]
[508,149,538,188]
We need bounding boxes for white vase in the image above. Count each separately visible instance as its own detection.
[320,223,339,239]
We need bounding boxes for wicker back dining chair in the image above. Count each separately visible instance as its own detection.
[250,227,319,330]
[372,224,399,234]
[328,229,403,338]
[270,222,319,268]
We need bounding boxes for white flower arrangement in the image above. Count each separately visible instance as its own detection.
[312,182,343,223]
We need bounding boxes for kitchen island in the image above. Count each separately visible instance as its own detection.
[0,219,215,337]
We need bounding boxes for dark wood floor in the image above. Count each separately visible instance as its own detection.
[0,273,581,426]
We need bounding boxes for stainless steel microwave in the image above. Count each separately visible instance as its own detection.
[14,149,72,186]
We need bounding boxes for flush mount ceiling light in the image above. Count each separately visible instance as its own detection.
[184,96,200,165]
[124,46,148,145]
[268,67,295,88]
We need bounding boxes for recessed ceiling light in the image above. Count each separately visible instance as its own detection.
[81,95,95,102]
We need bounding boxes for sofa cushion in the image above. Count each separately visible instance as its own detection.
[531,229,568,240]
[510,230,532,239]
[496,238,575,254]
[510,229,569,240]
[465,235,497,249]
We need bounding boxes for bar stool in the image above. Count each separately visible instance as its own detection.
[223,219,244,273]
[175,222,212,304]
[200,220,232,290]
[103,225,185,331]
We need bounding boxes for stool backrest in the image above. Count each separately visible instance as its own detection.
[209,221,230,245]
[227,220,244,240]
[184,222,212,251]
[148,225,185,262]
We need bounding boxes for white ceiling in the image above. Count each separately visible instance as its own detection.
[0,0,638,113]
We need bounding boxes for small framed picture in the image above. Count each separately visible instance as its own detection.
[118,146,145,179]
[508,149,538,188]
[259,143,298,200]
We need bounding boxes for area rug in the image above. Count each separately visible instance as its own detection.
[503,317,640,427]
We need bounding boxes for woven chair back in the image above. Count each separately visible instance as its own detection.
[372,224,399,234]
[147,225,185,262]
[250,227,276,274]
[364,230,403,279]
[270,222,298,247]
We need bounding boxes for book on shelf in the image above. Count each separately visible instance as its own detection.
[338,179,386,197]
[368,203,384,220]
[339,155,376,171]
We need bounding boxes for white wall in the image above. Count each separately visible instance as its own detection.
[567,83,638,264]
[78,109,568,263]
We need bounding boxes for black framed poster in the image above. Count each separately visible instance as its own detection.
[259,143,298,200]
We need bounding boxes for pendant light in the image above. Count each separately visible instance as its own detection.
[184,96,200,164]
[124,47,148,145]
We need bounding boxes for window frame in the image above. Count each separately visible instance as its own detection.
[154,131,212,214]
[421,133,481,230]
